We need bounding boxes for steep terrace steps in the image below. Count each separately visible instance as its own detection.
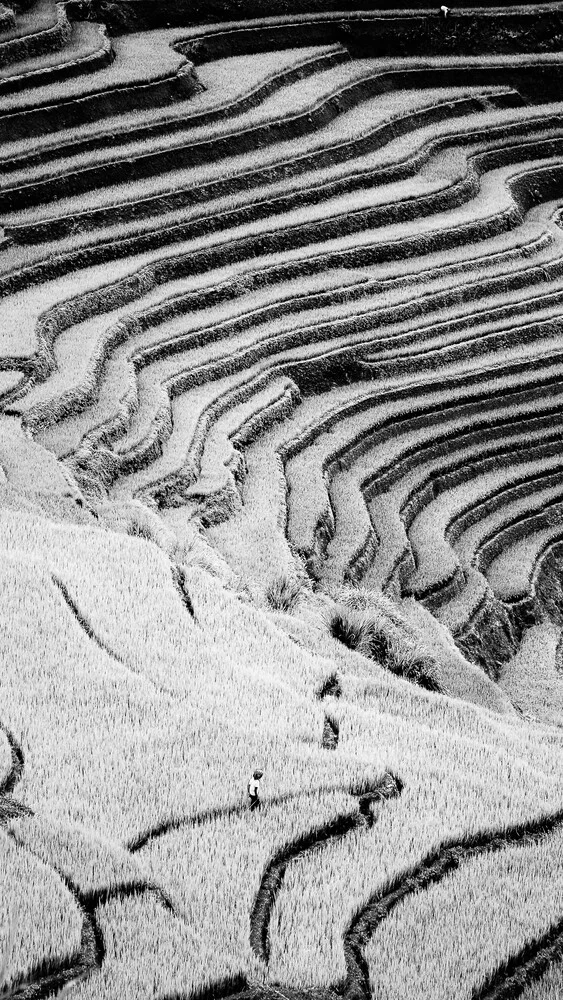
[0,64,514,213]
[431,566,495,659]
[12,201,563,443]
[485,522,563,610]
[3,197,553,379]
[25,216,563,460]
[177,375,300,526]
[24,267,374,457]
[0,45,349,172]
[457,489,563,585]
[0,44,541,146]
[287,385,563,589]
[17,254,429,431]
[21,192,563,421]
[428,492,563,661]
[407,456,563,604]
[0,30,198,138]
[0,0,69,68]
[463,508,563,630]
[45,260,563,491]
[320,410,563,591]
[3,142,562,298]
[164,4,563,60]
[0,20,113,95]
[109,330,563,515]
[101,1,563,33]
[0,73,531,222]
[105,366,299,504]
[2,87,520,247]
[4,92,540,253]
[277,353,563,573]
[358,283,563,385]
[0,6,16,33]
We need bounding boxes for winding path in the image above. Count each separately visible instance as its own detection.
[152,799,563,1000]
[249,772,402,963]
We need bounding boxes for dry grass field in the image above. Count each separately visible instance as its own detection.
[3,2,563,999]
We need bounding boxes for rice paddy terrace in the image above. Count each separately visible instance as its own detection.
[6,2,563,998]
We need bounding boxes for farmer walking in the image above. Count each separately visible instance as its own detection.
[440,4,450,17]
[248,770,263,811]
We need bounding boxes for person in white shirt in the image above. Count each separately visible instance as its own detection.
[248,770,263,811]
[440,5,450,16]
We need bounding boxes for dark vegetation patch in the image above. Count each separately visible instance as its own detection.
[171,565,196,620]
[0,727,24,798]
[317,673,342,700]
[328,607,442,692]
[329,609,390,663]
[321,714,339,750]
[265,575,303,613]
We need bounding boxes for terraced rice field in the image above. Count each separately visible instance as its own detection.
[5,1,563,998]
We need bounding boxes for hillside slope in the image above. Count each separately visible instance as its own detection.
[2,4,563,1000]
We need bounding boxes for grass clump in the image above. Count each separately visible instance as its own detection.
[327,594,441,693]
[321,714,339,750]
[317,672,342,700]
[385,636,442,693]
[328,607,391,663]
[265,575,303,613]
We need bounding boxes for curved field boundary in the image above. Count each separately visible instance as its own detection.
[150,801,563,1000]
[19,202,553,386]
[472,917,563,1000]
[0,2,71,71]
[0,69,503,214]
[21,179,563,473]
[280,352,563,579]
[249,772,402,964]
[0,22,114,99]
[324,406,563,594]
[0,54,199,143]
[2,146,559,302]
[340,805,563,1000]
[3,756,174,998]
[0,724,24,797]
[0,45,349,179]
[52,575,126,665]
[170,564,196,619]
[0,722,31,824]
[5,866,174,1000]
[409,458,563,604]
[127,774,401,854]
[23,224,561,447]
[168,6,563,62]
[2,88,516,234]
[533,540,563,624]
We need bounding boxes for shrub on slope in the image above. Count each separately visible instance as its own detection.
[265,574,305,612]
[325,587,442,692]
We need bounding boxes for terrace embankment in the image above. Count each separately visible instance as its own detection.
[5,5,563,997]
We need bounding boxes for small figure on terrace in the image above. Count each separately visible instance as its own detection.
[440,5,450,17]
[248,770,263,811]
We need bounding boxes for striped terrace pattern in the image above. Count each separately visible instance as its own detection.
[6,4,563,1000]
[4,4,563,664]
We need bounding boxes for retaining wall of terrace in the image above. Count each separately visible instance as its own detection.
[79,1,563,48]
